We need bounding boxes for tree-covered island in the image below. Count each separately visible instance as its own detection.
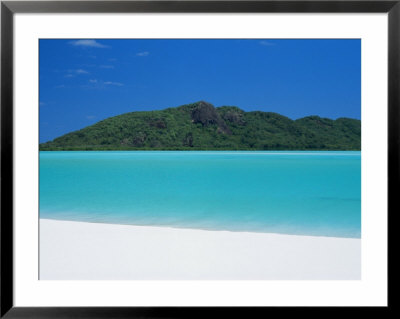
[40,101,361,151]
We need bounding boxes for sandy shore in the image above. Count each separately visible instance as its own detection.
[40,219,361,280]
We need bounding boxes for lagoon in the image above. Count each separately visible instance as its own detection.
[39,151,361,238]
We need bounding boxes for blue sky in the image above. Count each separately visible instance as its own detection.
[39,39,361,143]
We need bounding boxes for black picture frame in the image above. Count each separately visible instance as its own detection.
[1,1,396,317]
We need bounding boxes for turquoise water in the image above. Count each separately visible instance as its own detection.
[39,151,361,238]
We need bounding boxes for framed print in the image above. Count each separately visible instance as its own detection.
[1,0,396,317]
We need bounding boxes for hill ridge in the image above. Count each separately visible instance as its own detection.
[40,101,361,151]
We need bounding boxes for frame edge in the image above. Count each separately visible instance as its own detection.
[0,1,14,317]
[1,0,399,13]
[388,0,399,310]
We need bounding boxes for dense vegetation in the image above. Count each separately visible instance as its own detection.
[40,101,361,151]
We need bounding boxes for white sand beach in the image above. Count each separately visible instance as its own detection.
[40,219,361,280]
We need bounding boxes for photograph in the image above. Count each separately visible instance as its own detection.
[38,38,361,280]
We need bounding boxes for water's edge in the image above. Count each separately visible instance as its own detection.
[39,217,361,240]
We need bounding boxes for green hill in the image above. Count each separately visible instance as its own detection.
[39,101,361,151]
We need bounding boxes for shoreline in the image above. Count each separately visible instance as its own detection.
[40,218,361,280]
[40,217,360,239]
